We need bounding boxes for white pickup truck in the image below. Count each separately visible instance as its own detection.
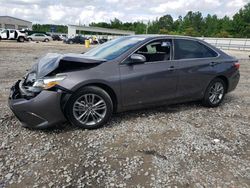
[0,29,27,42]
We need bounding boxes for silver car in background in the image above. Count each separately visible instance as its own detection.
[27,33,52,42]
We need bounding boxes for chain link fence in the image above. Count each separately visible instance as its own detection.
[199,37,250,51]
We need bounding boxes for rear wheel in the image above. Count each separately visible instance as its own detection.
[44,38,49,42]
[202,78,226,107]
[65,86,113,129]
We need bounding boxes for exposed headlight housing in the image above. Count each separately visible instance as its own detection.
[32,74,67,90]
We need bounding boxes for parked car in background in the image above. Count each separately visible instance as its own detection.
[52,34,62,41]
[0,29,26,42]
[99,38,108,44]
[59,34,67,40]
[27,33,52,42]
[64,35,86,44]
[9,35,240,130]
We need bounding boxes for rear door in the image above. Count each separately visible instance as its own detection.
[33,34,39,41]
[120,39,178,107]
[38,34,45,41]
[173,38,219,100]
[34,34,43,41]
[9,30,15,39]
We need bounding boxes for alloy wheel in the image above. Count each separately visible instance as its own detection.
[208,82,224,104]
[72,94,107,126]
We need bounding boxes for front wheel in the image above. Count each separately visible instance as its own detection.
[202,78,226,107]
[18,37,25,42]
[65,86,113,129]
[44,38,49,42]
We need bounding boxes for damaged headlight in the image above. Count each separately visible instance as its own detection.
[32,74,67,90]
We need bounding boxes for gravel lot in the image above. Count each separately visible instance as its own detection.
[0,41,249,188]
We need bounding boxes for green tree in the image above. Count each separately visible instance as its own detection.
[31,2,250,38]
[232,3,250,37]
[203,14,220,36]
[216,31,230,38]
[158,14,174,31]
[182,11,204,36]
[184,27,199,36]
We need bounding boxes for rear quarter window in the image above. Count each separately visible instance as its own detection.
[174,39,218,60]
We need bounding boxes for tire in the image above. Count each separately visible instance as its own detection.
[202,78,226,107]
[65,86,113,129]
[28,38,32,41]
[44,38,49,42]
[18,37,24,42]
[69,40,73,44]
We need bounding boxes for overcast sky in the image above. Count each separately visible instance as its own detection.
[0,0,248,25]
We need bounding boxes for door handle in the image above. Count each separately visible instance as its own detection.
[168,66,175,71]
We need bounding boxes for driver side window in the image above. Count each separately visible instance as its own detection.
[136,39,172,62]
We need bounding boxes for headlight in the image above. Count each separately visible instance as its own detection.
[33,74,67,90]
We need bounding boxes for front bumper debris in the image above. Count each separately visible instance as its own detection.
[8,80,67,129]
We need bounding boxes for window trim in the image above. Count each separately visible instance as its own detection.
[172,38,220,61]
[120,37,174,65]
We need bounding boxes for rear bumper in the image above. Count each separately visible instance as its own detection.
[8,81,67,129]
[227,70,240,93]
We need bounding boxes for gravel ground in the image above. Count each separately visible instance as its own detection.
[0,41,249,188]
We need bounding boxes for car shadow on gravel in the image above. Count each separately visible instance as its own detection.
[38,101,203,133]
[24,94,238,133]
[20,102,202,134]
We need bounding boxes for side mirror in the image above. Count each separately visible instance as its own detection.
[129,54,146,64]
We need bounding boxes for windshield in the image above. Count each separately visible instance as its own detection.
[83,36,146,60]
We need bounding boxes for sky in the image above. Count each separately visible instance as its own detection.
[0,0,249,25]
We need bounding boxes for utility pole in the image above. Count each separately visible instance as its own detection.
[141,19,149,34]
[146,24,148,34]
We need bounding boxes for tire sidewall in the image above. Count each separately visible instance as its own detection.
[203,78,226,107]
[65,86,113,129]
[18,37,24,42]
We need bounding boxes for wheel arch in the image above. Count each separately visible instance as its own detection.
[17,36,24,42]
[61,82,118,113]
[216,75,229,93]
[203,75,229,98]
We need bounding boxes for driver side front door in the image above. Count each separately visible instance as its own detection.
[120,39,178,107]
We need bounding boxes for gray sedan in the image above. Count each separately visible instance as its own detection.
[9,35,240,129]
[27,33,52,42]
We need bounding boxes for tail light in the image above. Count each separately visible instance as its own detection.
[234,62,240,69]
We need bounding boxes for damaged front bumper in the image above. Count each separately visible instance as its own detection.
[8,80,67,129]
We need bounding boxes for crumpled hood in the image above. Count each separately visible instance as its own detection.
[30,53,106,79]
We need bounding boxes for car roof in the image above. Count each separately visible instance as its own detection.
[124,34,200,41]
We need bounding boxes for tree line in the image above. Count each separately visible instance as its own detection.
[33,3,250,38]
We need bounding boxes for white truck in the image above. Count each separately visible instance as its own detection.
[0,29,27,42]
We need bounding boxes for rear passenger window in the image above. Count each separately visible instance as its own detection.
[174,39,218,60]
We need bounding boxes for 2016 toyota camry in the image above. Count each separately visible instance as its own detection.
[8,35,240,129]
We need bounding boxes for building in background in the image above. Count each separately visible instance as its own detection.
[0,16,32,30]
[68,25,135,38]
